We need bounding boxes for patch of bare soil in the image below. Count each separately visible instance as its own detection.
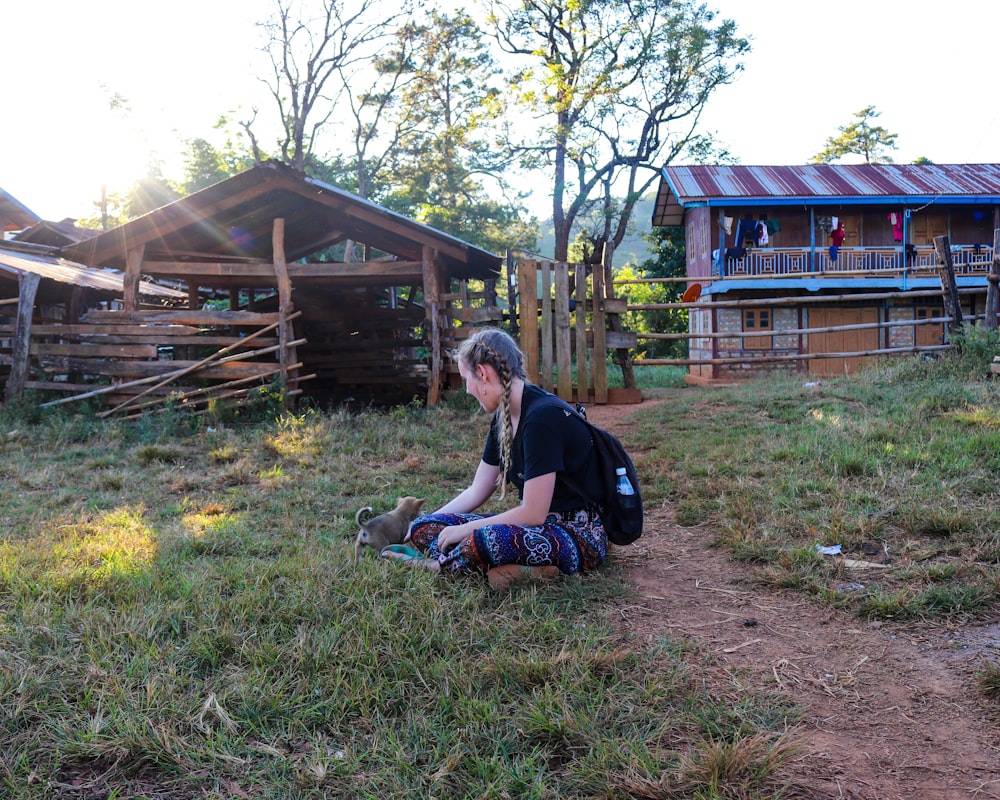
[586,401,1000,800]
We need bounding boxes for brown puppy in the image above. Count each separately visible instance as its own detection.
[354,496,425,561]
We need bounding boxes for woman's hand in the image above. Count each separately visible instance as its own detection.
[436,524,472,553]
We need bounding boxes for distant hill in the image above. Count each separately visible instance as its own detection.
[532,193,658,268]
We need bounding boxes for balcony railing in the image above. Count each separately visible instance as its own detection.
[716,245,994,279]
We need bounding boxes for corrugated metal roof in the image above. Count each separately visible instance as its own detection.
[62,161,502,280]
[0,186,40,232]
[0,247,186,299]
[662,163,1000,204]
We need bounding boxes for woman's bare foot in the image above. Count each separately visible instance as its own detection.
[380,545,441,572]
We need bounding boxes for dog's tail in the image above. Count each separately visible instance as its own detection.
[355,506,374,526]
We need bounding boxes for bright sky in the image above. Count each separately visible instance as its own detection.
[698,0,1000,167]
[2,0,997,224]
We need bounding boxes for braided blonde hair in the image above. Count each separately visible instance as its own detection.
[456,328,527,499]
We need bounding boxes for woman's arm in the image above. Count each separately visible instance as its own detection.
[434,472,557,552]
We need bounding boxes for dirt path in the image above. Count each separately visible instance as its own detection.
[586,402,1000,800]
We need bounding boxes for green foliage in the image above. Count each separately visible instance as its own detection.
[948,325,1000,378]
[615,225,689,358]
[632,357,1000,623]
[811,105,898,164]
[378,10,537,254]
[489,0,749,261]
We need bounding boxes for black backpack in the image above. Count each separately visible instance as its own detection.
[566,403,644,546]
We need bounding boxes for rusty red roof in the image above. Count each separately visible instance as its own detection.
[654,163,1000,226]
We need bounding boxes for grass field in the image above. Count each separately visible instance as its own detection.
[1,334,999,798]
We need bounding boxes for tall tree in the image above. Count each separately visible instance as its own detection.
[811,105,898,164]
[381,10,537,253]
[486,0,748,263]
[180,126,257,195]
[251,0,407,170]
[336,17,423,202]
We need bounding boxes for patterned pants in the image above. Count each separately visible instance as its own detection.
[409,509,607,576]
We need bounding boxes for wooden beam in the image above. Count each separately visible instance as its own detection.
[519,260,539,385]
[83,309,280,326]
[540,262,553,392]
[423,245,442,406]
[139,260,423,279]
[555,262,572,400]
[985,228,1000,331]
[933,235,964,338]
[5,271,40,403]
[123,245,144,313]
[29,343,158,359]
[574,263,589,402]
[273,218,296,399]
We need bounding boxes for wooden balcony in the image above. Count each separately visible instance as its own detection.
[717,245,994,279]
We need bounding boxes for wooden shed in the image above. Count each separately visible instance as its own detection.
[2,162,502,412]
[654,163,1000,382]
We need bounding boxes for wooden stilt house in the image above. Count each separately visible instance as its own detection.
[654,163,1000,382]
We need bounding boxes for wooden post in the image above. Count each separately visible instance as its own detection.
[272,218,297,403]
[5,272,40,403]
[518,260,539,384]
[554,261,573,400]
[540,261,553,392]
[985,229,1000,331]
[574,263,589,402]
[422,245,443,405]
[933,235,964,338]
[123,245,144,313]
[505,250,518,339]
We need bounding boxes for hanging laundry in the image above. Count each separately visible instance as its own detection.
[765,219,781,234]
[733,217,748,246]
[721,216,734,235]
[755,221,769,246]
[888,212,903,242]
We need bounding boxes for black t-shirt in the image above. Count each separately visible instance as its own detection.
[482,384,603,512]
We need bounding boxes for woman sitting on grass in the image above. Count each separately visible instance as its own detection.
[381,327,608,590]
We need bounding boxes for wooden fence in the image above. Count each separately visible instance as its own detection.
[514,255,639,405]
